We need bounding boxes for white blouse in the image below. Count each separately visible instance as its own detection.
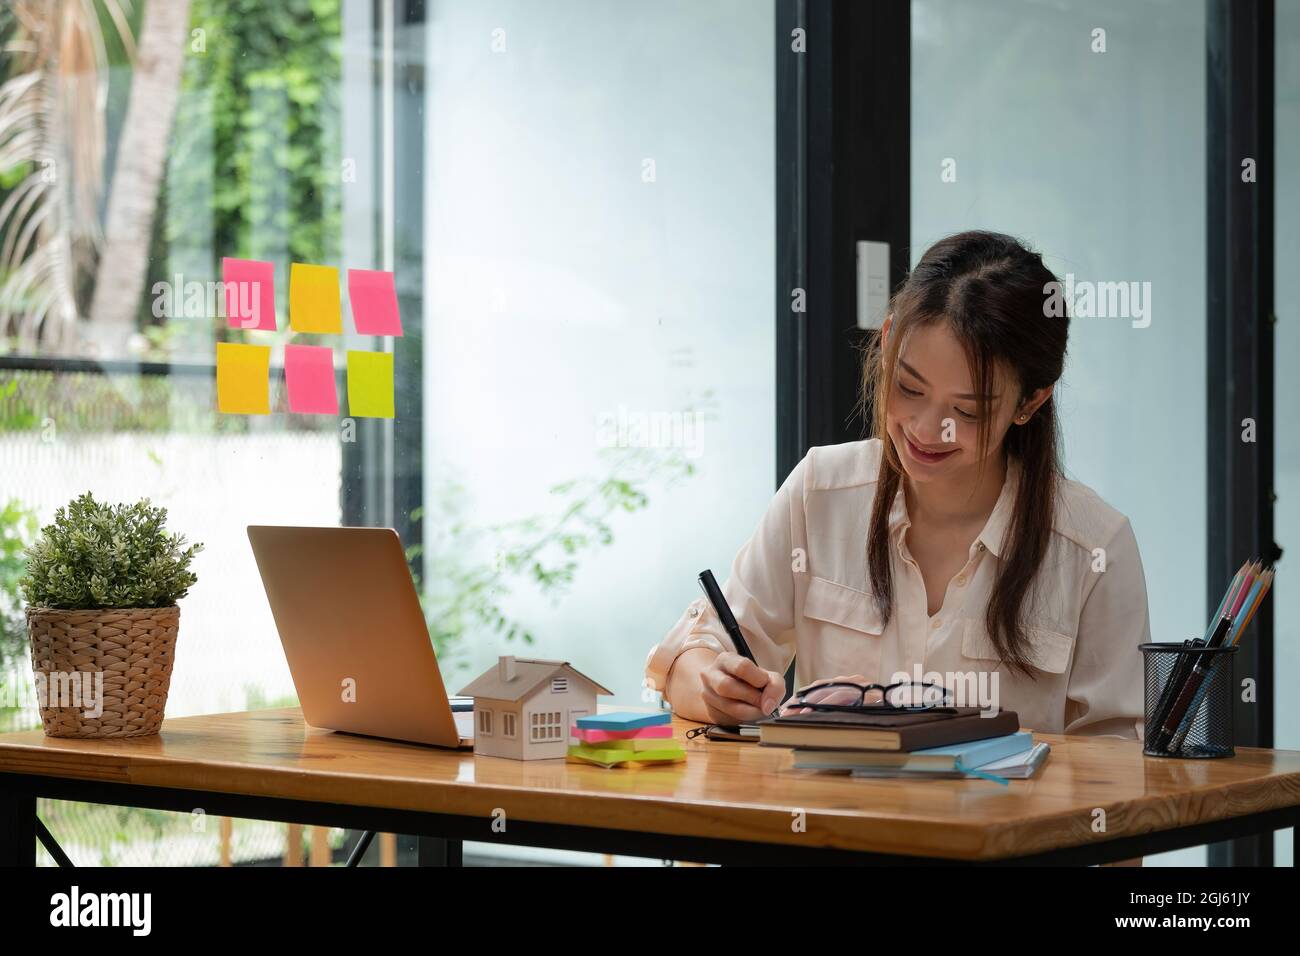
[645,438,1148,739]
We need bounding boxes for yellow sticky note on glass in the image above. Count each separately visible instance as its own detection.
[289,263,343,333]
[346,350,394,418]
[216,342,271,415]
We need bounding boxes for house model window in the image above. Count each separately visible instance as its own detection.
[530,711,562,741]
[478,709,493,736]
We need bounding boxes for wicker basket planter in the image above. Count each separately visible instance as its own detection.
[26,605,181,738]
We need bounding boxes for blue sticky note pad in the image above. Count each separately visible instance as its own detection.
[575,711,672,731]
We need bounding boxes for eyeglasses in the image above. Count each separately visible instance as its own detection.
[787,680,955,714]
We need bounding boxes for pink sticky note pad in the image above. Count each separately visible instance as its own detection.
[572,725,674,743]
[347,269,402,336]
[284,345,338,415]
[221,257,276,331]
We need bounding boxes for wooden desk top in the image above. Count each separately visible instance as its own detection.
[3,708,1299,861]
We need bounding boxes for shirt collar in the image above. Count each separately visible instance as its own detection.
[887,456,1020,558]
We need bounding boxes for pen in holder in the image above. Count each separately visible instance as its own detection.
[1140,642,1238,758]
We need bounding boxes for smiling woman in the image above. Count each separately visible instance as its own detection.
[867,230,1069,668]
[647,230,1149,751]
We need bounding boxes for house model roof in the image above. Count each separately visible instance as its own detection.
[457,656,613,702]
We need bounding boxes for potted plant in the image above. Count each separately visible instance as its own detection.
[19,493,202,738]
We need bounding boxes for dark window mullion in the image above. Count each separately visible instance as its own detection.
[1206,0,1277,868]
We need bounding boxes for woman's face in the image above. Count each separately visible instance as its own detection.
[884,321,1022,485]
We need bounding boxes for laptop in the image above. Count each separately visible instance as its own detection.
[247,525,475,749]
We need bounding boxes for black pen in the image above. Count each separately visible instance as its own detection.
[1154,615,1233,751]
[697,569,782,721]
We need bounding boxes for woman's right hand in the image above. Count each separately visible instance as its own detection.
[700,652,786,725]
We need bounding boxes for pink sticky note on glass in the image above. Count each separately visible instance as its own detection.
[284,344,338,415]
[222,257,276,331]
[347,269,402,336]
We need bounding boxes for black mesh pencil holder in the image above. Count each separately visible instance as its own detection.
[1140,642,1238,759]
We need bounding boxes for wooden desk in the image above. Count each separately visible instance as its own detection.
[2,707,1299,865]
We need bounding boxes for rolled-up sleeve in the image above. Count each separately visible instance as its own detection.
[1063,517,1149,740]
[644,451,809,699]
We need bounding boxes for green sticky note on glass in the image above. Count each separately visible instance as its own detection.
[289,263,342,333]
[216,342,271,415]
[346,350,394,418]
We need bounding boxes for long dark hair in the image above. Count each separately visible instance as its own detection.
[859,230,1069,677]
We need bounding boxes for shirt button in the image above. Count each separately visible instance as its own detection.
[977,543,986,552]
[931,618,942,630]
[688,606,700,618]
[955,575,966,587]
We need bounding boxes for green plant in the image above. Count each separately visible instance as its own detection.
[20,493,203,610]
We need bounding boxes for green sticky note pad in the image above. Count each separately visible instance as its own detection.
[346,350,394,418]
[289,262,343,333]
[216,342,271,415]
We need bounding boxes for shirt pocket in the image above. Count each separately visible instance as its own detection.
[959,618,1074,675]
[801,575,886,682]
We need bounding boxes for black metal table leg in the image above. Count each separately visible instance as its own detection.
[345,830,376,867]
[0,784,36,867]
[35,817,75,867]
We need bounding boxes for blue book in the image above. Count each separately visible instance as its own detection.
[574,711,672,731]
[794,732,1033,772]
[912,732,1034,768]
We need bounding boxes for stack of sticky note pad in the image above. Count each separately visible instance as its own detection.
[566,711,685,768]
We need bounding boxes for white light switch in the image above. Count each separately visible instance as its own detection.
[856,240,890,330]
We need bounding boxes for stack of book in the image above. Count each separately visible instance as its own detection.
[567,711,686,768]
[759,707,1048,781]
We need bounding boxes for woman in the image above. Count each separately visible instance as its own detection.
[645,230,1148,740]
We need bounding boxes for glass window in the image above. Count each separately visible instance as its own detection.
[0,0,410,865]
[0,0,772,868]
[421,0,775,708]
[912,0,1207,864]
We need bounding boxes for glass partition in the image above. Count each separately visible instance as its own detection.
[912,0,1208,864]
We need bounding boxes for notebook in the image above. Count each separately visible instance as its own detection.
[757,707,1019,752]
[847,742,1051,780]
[972,741,1050,778]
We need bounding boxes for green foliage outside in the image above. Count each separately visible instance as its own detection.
[0,500,38,730]
[20,493,203,610]
[0,368,333,435]
[154,0,343,356]
[0,500,37,650]
[36,799,292,867]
